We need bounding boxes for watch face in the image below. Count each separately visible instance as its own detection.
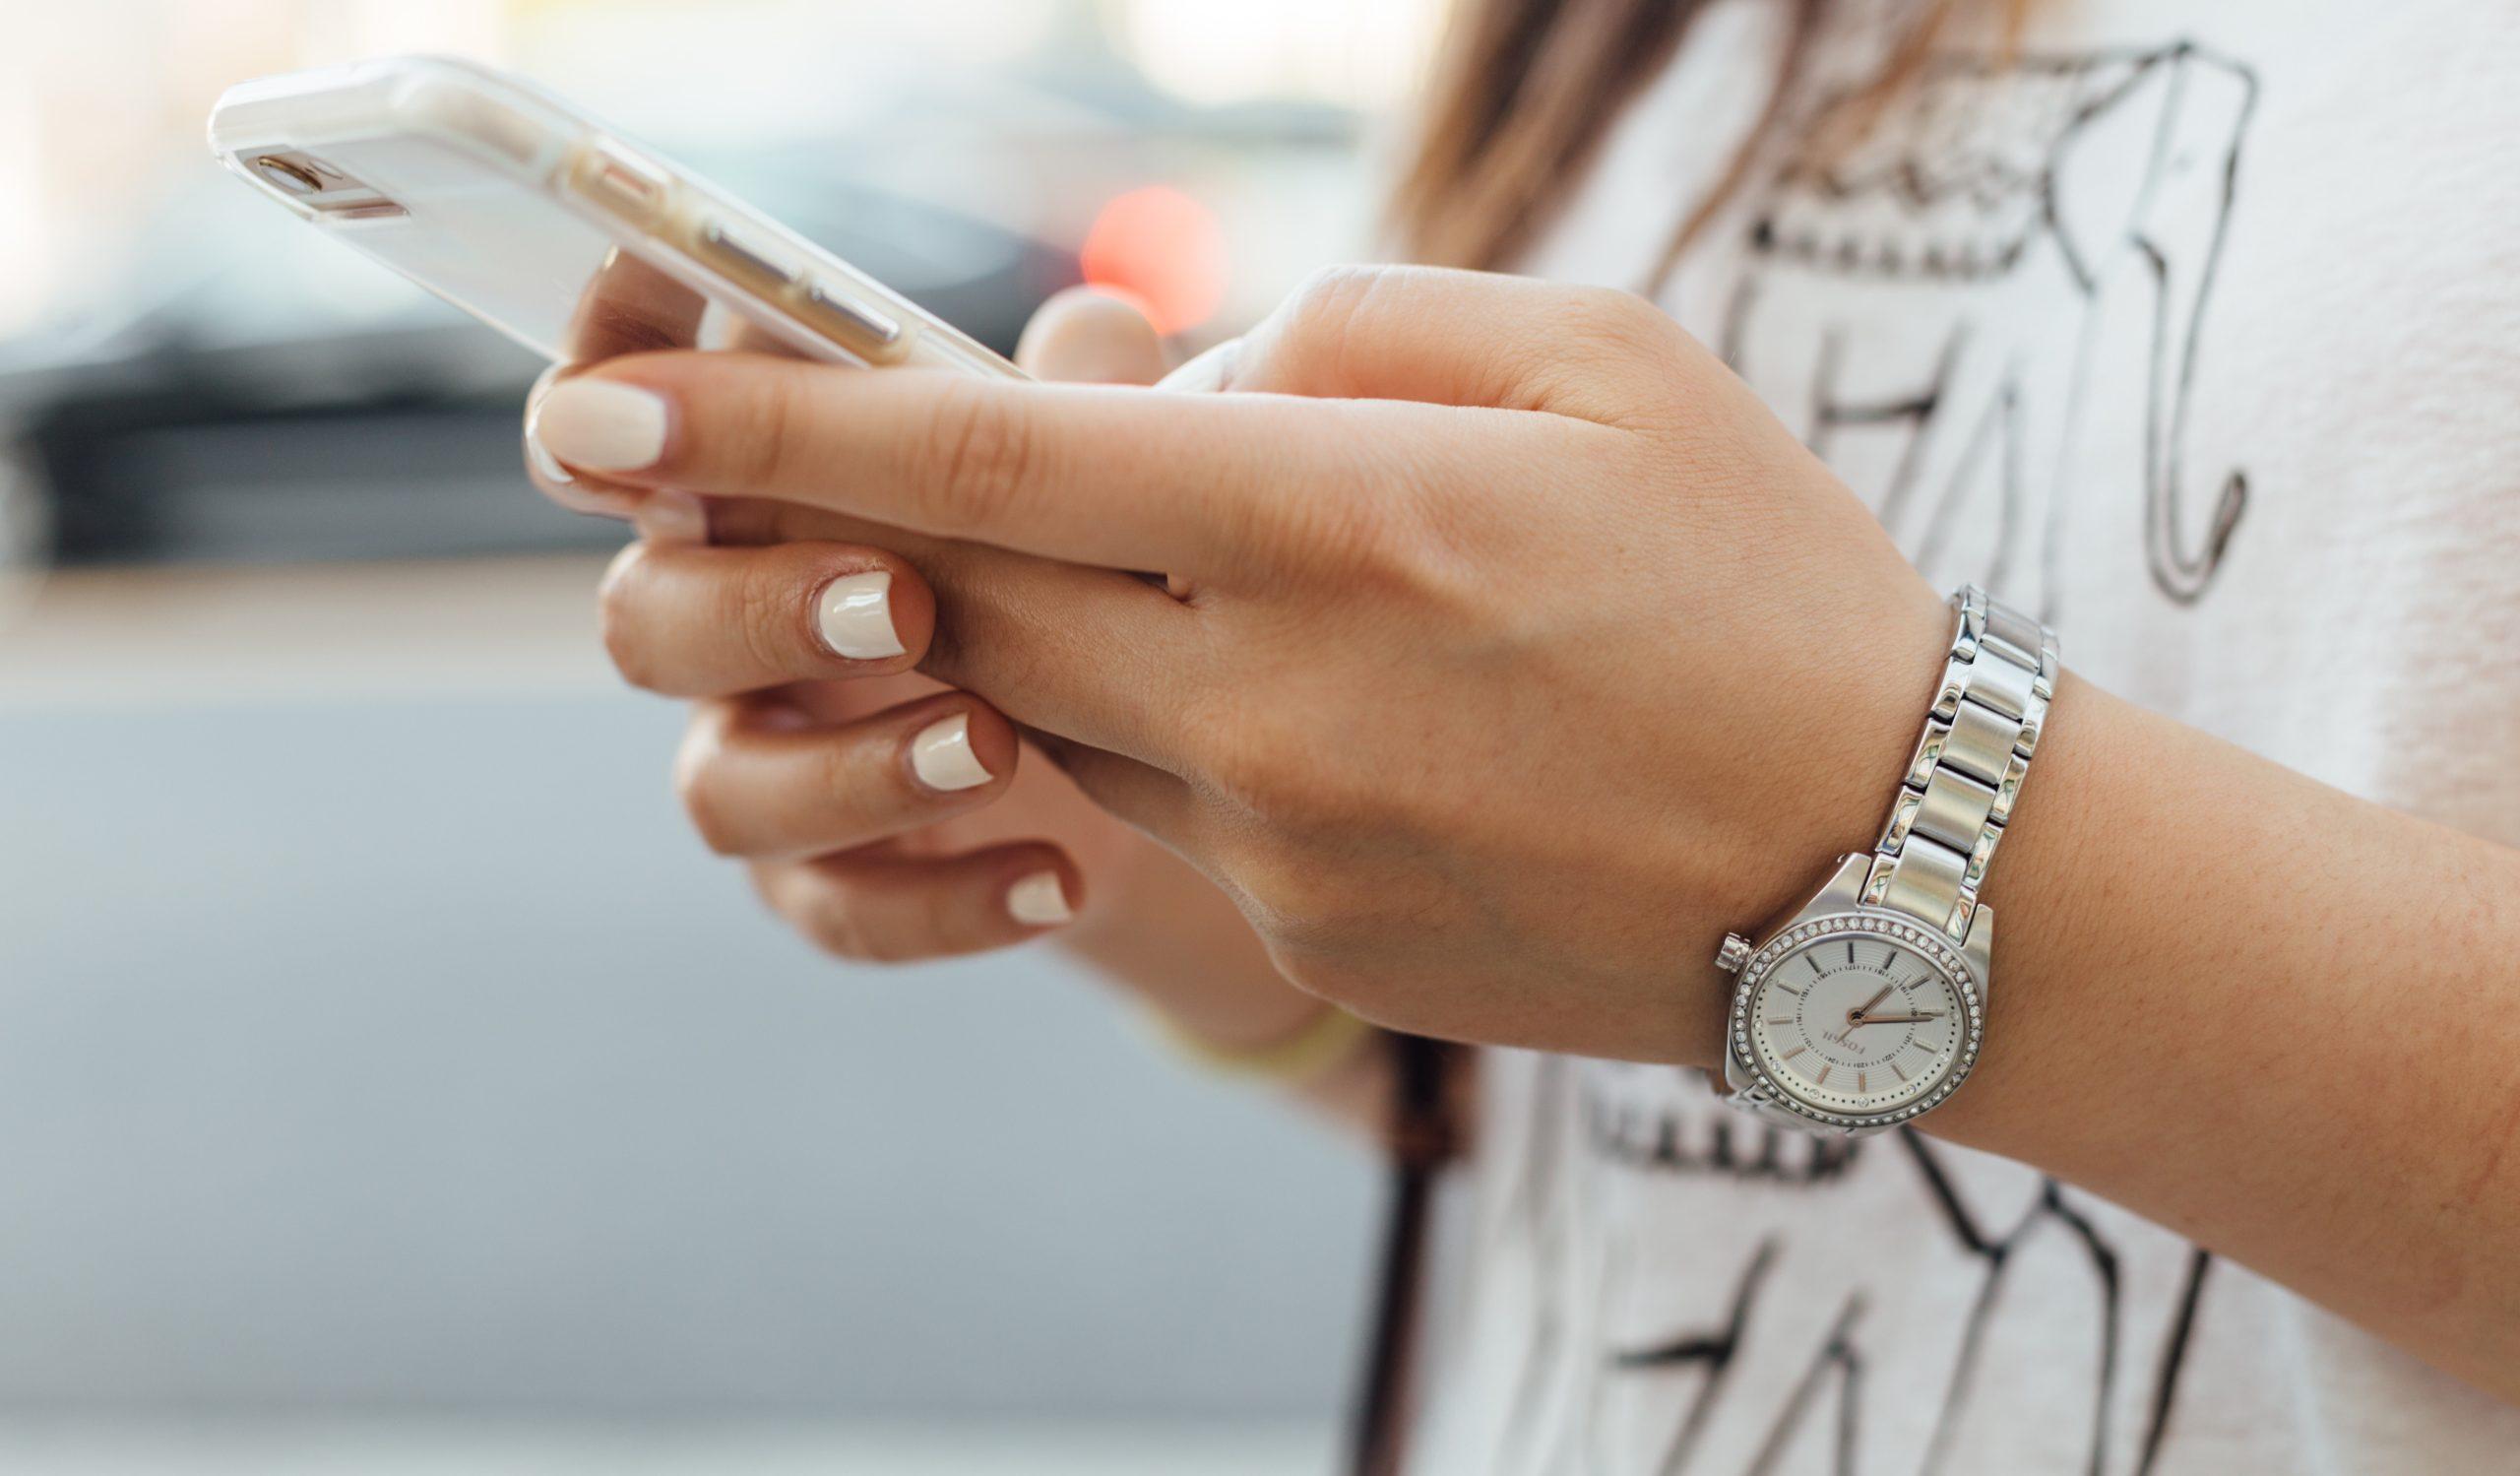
[1734,914,1981,1123]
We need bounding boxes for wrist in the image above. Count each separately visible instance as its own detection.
[1903,669,2123,1145]
[1705,584,2058,1129]
[1051,838,1333,1050]
[1678,582,1955,1072]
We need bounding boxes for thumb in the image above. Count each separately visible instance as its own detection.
[1014,287,1170,385]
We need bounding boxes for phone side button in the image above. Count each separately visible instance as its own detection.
[571,141,668,225]
[697,219,801,289]
[797,279,909,363]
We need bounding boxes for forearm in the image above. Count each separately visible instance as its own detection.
[1915,674,2520,1398]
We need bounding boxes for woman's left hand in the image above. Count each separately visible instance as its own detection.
[532,266,1954,1063]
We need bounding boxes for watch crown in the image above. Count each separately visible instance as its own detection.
[1716,933,1751,974]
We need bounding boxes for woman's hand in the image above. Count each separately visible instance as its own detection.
[528,266,2520,1399]
[525,289,1348,1060]
[527,266,1952,1064]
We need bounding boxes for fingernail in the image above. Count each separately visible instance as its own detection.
[636,489,710,545]
[1006,870,1073,927]
[816,570,906,660]
[525,425,576,484]
[529,416,642,520]
[532,379,669,472]
[542,478,640,521]
[909,713,991,792]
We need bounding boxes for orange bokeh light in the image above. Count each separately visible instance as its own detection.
[1079,185,1228,337]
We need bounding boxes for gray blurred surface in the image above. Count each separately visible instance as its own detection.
[0,1418,1334,1474]
[0,689,1375,1420]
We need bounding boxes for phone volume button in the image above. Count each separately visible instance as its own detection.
[696,219,801,289]
[798,279,906,361]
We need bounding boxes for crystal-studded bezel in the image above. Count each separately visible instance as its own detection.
[1727,910,1984,1129]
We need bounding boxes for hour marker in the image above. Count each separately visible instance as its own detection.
[1879,945,1894,968]
[1891,1062,1908,1083]
[1858,1071,1868,1094]
[1815,1064,1832,1086]
[1767,1016,1792,1026]
[1846,941,1856,966]
[1782,1046,1806,1060]
[1777,985,1804,998]
[1810,957,1825,978]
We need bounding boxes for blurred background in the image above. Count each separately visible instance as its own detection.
[0,1,1445,1469]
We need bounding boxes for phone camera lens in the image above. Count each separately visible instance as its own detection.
[251,155,325,197]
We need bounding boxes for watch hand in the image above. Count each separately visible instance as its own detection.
[1853,1011,1945,1026]
[1849,984,1894,1022]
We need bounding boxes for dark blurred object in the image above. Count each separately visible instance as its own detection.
[0,159,1074,570]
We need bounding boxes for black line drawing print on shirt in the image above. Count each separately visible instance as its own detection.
[1613,1241,1781,1474]
[1890,1132,2211,1476]
[1719,42,2259,611]
[1611,1243,1868,1476]
[1587,1082,1864,1186]
[1585,1113,2215,1476]
[1482,51,2260,1468]
[1556,1063,2216,1475]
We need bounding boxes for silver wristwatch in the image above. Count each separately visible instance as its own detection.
[1714,585,2056,1135]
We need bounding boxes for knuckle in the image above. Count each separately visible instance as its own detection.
[805,733,872,819]
[729,555,809,675]
[1511,288,1685,428]
[595,545,661,689]
[597,544,655,674]
[1542,287,1683,385]
[920,381,1039,533]
[1267,264,1394,378]
[718,365,811,492]
[1559,285,1674,355]
[1284,263,1383,334]
[672,734,745,857]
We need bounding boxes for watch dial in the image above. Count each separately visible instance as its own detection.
[1747,929,1968,1115]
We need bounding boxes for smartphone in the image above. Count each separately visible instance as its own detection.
[208,55,1025,378]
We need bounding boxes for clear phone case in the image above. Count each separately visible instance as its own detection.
[208,56,1025,378]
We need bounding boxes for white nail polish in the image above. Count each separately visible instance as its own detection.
[816,571,906,660]
[525,426,575,484]
[1006,871,1073,927]
[910,713,990,792]
[531,380,669,472]
[542,477,639,520]
[636,489,710,545]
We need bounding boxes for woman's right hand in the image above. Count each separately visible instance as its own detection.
[524,289,1344,1057]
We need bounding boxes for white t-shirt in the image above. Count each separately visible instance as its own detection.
[1409,2,2520,1471]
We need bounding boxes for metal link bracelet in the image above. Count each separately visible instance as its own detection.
[1861,585,2057,941]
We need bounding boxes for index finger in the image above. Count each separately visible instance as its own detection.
[525,351,1387,577]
